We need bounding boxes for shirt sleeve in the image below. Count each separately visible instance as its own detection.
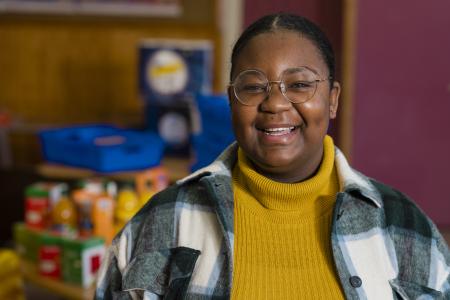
[431,225,450,298]
[94,246,125,300]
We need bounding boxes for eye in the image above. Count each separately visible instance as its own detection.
[287,81,315,91]
[239,83,267,94]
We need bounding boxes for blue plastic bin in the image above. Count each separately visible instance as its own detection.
[191,94,235,171]
[39,125,165,172]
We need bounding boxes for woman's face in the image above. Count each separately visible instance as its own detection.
[229,30,340,182]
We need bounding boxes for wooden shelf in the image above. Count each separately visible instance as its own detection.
[36,156,191,183]
[21,259,94,300]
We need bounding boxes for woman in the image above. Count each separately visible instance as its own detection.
[96,13,449,299]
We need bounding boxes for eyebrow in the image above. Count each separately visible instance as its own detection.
[284,66,320,75]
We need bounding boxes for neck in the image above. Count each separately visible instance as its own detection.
[250,143,325,184]
[234,135,337,211]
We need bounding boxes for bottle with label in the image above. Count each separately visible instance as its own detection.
[135,166,169,207]
[114,182,139,233]
[92,195,114,244]
[51,194,77,236]
[72,190,94,238]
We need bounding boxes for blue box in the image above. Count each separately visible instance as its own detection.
[145,102,192,156]
[39,125,165,172]
[191,94,235,171]
[139,39,213,105]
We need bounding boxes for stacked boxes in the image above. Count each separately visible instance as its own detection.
[13,223,105,287]
[139,39,213,155]
[14,169,169,288]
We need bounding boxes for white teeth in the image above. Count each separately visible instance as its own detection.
[265,127,294,132]
[263,127,295,135]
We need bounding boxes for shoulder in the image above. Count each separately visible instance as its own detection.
[95,177,218,292]
[334,147,440,240]
[369,179,435,238]
[96,179,216,299]
[370,179,450,295]
[369,177,449,248]
[111,144,238,262]
[121,176,215,254]
[334,149,436,238]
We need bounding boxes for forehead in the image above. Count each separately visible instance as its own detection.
[232,30,327,78]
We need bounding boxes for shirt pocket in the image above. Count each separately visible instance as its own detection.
[121,246,201,300]
[389,278,443,300]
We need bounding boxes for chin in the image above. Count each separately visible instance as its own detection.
[255,156,297,173]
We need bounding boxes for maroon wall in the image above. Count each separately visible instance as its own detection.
[353,1,450,226]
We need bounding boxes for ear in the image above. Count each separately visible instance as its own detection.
[329,81,340,119]
[227,85,234,107]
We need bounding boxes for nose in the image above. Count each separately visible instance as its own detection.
[260,81,292,113]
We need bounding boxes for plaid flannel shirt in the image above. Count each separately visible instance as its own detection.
[95,143,450,299]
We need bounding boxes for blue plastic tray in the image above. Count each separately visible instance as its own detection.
[39,125,165,172]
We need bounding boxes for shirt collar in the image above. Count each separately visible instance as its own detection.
[334,147,383,208]
[177,142,238,185]
[178,142,383,209]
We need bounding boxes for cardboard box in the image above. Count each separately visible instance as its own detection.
[13,222,41,262]
[61,236,105,287]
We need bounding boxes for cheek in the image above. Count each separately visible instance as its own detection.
[231,106,253,139]
[296,96,331,125]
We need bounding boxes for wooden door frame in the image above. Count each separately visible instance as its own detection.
[215,0,244,92]
[340,0,358,161]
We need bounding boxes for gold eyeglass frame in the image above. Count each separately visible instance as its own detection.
[229,67,331,106]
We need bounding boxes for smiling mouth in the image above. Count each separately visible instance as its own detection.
[258,126,299,136]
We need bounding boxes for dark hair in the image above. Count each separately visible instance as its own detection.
[230,13,335,84]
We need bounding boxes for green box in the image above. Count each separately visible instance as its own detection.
[13,222,42,262]
[61,236,105,287]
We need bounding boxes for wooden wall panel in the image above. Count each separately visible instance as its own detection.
[0,0,220,128]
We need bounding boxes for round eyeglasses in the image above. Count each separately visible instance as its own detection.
[229,67,331,106]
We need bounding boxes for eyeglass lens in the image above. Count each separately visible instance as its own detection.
[233,68,319,105]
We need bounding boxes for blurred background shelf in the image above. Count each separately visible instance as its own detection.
[36,156,190,183]
[21,259,94,300]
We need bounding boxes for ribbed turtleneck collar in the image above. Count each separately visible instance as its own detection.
[236,135,337,212]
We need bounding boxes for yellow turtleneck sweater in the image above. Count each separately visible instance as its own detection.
[231,135,345,299]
